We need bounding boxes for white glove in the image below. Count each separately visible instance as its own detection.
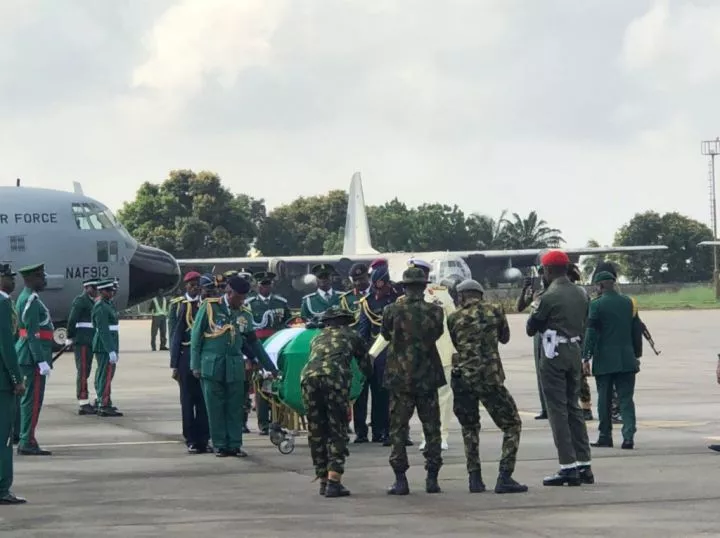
[38,362,51,376]
[109,351,118,364]
[64,339,73,347]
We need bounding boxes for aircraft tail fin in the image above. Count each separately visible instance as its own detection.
[343,172,378,256]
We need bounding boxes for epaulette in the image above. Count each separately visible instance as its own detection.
[205,297,222,304]
[302,292,317,300]
[245,296,257,304]
[170,296,184,305]
[274,295,288,303]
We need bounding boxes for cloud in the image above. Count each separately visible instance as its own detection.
[1,0,719,249]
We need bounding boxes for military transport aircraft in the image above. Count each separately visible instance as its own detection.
[0,180,180,349]
[178,172,668,307]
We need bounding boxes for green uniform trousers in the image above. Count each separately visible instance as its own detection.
[14,398,20,443]
[151,316,167,349]
[75,344,93,401]
[539,348,591,466]
[389,390,442,473]
[451,374,522,475]
[95,353,116,408]
[533,333,547,414]
[595,372,636,442]
[0,391,17,495]
[18,365,47,449]
[301,376,349,477]
[202,379,244,451]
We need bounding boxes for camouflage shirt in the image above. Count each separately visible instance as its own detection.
[301,326,372,388]
[447,297,510,385]
[380,292,446,393]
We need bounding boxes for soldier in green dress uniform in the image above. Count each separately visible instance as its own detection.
[15,263,53,456]
[300,264,341,321]
[93,279,123,417]
[1,267,21,445]
[169,272,201,343]
[0,263,26,503]
[339,264,371,320]
[526,250,593,487]
[190,276,278,457]
[582,271,640,450]
[66,279,99,415]
[246,271,291,435]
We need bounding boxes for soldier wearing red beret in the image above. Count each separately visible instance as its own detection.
[526,250,594,487]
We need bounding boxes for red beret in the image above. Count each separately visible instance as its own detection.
[541,250,570,266]
[370,258,388,269]
[183,271,202,283]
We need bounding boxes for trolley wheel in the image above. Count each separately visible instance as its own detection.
[269,431,283,446]
[279,438,294,455]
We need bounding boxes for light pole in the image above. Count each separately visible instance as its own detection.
[701,138,720,299]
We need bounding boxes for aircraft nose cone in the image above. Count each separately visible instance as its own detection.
[127,244,180,306]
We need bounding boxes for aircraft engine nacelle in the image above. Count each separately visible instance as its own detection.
[268,258,287,279]
[503,267,523,282]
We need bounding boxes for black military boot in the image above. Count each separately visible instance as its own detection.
[577,465,595,484]
[468,470,486,493]
[78,403,96,416]
[97,407,124,417]
[494,472,528,494]
[591,438,613,448]
[387,471,410,495]
[543,467,581,487]
[325,473,351,498]
[425,469,441,494]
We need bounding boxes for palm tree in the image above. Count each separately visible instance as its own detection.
[467,210,509,249]
[581,239,602,280]
[500,211,564,249]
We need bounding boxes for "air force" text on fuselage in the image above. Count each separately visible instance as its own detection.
[0,212,58,224]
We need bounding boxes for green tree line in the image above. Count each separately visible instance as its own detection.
[117,170,714,284]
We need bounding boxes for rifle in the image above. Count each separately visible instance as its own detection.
[641,323,661,356]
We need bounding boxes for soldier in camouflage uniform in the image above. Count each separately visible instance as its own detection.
[301,306,372,498]
[447,279,528,494]
[381,267,446,495]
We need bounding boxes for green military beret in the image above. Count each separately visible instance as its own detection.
[321,306,355,322]
[592,271,616,284]
[18,263,44,276]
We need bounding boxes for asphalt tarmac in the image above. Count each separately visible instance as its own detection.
[1,311,720,537]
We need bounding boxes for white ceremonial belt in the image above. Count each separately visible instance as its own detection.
[555,335,580,344]
[75,322,93,329]
[109,325,120,331]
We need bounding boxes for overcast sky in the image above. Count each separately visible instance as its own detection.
[2,0,719,247]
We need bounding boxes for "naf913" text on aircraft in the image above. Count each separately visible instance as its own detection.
[0,180,181,349]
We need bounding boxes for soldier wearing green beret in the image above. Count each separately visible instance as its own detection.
[93,279,123,417]
[300,264,341,322]
[0,263,26,503]
[190,276,278,457]
[582,271,640,450]
[65,279,99,416]
[246,271,291,435]
[15,263,53,456]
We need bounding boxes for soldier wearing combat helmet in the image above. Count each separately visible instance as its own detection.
[447,279,528,494]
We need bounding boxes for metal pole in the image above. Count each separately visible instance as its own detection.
[713,154,720,299]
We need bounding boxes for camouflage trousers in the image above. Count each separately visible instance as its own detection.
[611,389,620,417]
[301,375,349,477]
[580,373,593,410]
[388,390,442,473]
[450,373,522,475]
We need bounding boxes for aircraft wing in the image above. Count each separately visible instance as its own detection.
[471,245,668,259]
[176,254,362,266]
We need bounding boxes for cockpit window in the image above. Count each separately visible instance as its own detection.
[72,202,117,230]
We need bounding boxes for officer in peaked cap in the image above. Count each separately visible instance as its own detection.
[169,272,201,341]
[527,249,593,487]
[0,262,26,503]
[199,273,218,298]
[246,271,290,435]
[66,278,100,415]
[300,264,340,321]
[93,279,123,417]
[15,263,53,456]
[339,264,370,318]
